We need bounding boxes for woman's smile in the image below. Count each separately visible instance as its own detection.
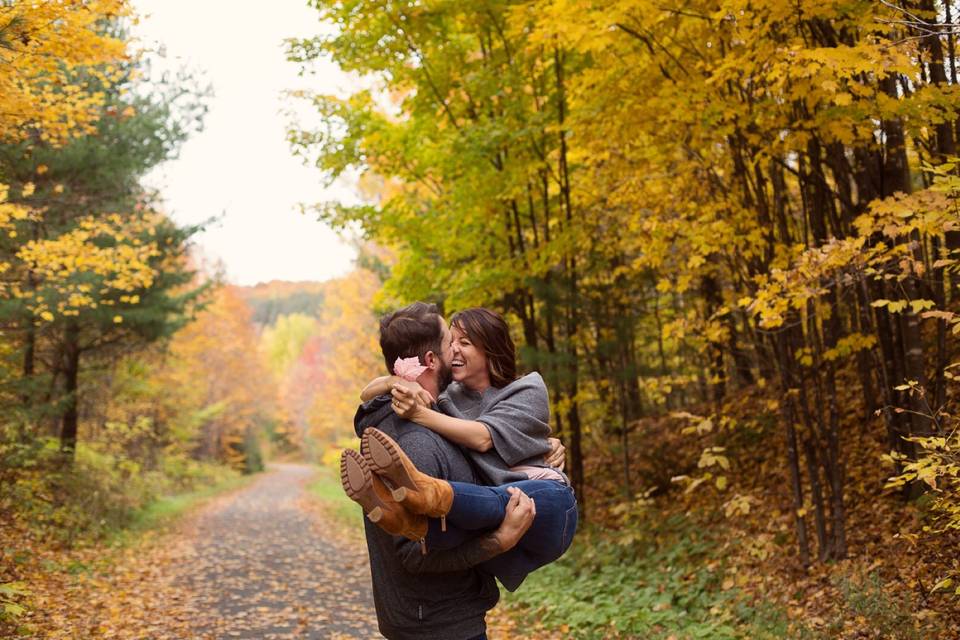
[450,326,490,391]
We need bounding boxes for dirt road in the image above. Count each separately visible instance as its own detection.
[175,463,380,639]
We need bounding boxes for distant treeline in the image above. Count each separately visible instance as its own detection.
[241,281,327,327]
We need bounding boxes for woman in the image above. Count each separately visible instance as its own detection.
[346,307,578,591]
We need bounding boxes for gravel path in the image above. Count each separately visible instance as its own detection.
[176,463,380,639]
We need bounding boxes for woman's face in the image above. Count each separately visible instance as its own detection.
[450,324,491,392]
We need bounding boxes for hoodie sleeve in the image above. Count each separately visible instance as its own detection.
[353,396,393,437]
[395,532,503,574]
[476,373,552,466]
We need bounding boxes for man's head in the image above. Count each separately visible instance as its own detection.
[379,302,453,396]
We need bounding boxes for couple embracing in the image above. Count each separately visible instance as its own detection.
[341,302,579,639]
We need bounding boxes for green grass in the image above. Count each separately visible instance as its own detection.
[104,472,255,547]
[498,514,793,640]
[307,464,366,537]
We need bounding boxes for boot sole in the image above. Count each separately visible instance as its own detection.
[340,449,386,521]
[362,428,419,494]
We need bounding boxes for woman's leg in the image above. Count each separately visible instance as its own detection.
[423,518,474,551]
[422,481,531,551]
[442,479,563,530]
[425,480,578,577]
[477,482,577,587]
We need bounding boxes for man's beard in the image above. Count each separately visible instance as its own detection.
[437,360,454,393]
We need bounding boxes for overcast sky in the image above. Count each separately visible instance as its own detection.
[133,0,357,286]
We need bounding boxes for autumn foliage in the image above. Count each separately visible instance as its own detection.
[289,0,960,634]
[4,0,960,636]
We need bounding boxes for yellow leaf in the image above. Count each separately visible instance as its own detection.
[932,578,953,592]
[910,299,935,313]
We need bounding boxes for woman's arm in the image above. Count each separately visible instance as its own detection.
[391,385,494,452]
[360,375,399,401]
[460,373,552,465]
[361,376,435,403]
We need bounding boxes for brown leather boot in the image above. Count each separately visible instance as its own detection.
[340,448,428,546]
[361,428,454,525]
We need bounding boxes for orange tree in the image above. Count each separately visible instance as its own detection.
[154,286,276,472]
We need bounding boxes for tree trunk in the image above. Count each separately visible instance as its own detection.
[60,320,81,457]
[775,330,811,566]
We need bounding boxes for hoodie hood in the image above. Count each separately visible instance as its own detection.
[354,395,395,437]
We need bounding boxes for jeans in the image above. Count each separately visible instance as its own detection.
[425,479,578,591]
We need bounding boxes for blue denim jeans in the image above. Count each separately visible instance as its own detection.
[425,479,578,591]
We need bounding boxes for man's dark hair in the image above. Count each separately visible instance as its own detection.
[450,307,518,388]
[379,302,444,373]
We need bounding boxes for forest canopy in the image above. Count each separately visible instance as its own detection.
[288,0,960,594]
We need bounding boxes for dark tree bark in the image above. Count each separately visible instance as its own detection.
[59,320,82,457]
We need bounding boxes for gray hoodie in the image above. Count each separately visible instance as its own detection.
[438,372,568,486]
[353,396,499,640]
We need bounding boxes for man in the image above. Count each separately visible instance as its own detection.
[353,302,536,640]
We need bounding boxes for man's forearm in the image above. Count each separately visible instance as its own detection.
[396,531,506,575]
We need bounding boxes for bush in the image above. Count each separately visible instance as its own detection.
[0,582,27,624]
[500,514,787,639]
[885,377,960,601]
[0,435,239,545]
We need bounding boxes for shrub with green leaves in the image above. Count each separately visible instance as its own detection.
[0,582,27,623]
[500,515,789,639]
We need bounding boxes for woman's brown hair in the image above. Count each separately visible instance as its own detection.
[450,307,518,388]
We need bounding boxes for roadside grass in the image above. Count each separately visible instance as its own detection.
[307,464,366,539]
[105,471,255,547]
[498,514,795,640]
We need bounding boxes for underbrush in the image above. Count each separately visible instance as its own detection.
[0,436,249,635]
[562,373,958,639]
[499,513,791,639]
[0,437,241,546]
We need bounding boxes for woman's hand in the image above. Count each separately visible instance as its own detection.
[390,382,431,420]
[394,379,432,404]
[546,437,566,471]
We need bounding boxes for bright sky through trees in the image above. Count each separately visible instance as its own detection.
[133,0,356,285]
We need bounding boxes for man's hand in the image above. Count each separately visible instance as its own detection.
[546,437,566,471]
[490,487,536,553]
[390,383,431,420]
